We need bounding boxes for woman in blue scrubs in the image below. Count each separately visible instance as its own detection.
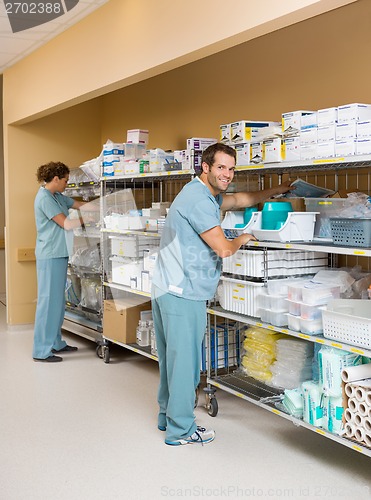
[33,161,87,362]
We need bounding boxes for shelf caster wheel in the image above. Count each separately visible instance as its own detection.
[96,345,103,359]
[207,396,218,417]
[103,346,110,364]
[203,386,218,417]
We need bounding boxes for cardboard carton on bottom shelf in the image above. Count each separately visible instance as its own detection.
[104,298,151,344]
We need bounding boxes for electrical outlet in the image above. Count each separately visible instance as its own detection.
[17,248,36,262]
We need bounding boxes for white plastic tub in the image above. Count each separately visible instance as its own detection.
[322,299,371,349]
[252,212,318,242]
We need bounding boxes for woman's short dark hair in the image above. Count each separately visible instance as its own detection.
[36,161,70,183]
[201,142,236,168]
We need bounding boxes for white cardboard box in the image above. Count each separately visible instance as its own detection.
[263,138,282,163]
[220,124,231,143]
[317,107,338,126]
[356,120,371,139]
[300,127,318,145]
[317,125,336,143]
[186,137,217,150]
[300,143,317,160]
[337,103,371,122]
[282,137,301,161]
[250,142,263,164]
[335,140,357,157]
[282,110,314,133]
[235,142,251,166]
[336,122,357,141]
[127,129,149,144]
[231,121,271,143]
[316,141,335,159]
[356,138,371,155]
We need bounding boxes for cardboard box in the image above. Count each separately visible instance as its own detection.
[317,107,338,126]
[282,136,301,161]
[337,103,371,123]
[103,298,151,344]
[282,110,314,133]
[127,129,149,144]
[317,125,336,143]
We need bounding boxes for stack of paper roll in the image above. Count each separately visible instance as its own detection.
[342,363,371,448]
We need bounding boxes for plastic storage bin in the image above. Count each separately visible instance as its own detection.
[304,198,348,239]
[252,212,318,242]
[259,308,288,327]
[287,313,301,331]
[218,277,264,317]
[329,218,371,247]
[301,283,341,305]
[221,211,260,239]
[322,299,371,349]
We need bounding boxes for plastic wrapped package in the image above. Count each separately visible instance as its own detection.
[80,277,102,312]
[240,326,283,383]
[270,338,314,389]
[70,246,101,272]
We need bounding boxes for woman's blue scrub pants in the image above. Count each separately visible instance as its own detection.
[151,285,206,442]
[33,257,68,359]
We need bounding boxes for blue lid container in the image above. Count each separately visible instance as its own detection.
[244,206,258,225]
[262,201,293,230]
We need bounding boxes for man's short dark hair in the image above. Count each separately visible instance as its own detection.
[201,142,236,168]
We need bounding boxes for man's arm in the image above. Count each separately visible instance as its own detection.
[221,179,294,211]
[200,225,256,258]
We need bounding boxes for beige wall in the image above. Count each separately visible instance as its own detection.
[2,0,370,324]
[3,0,355,125]
[5,100,102,323]
[0,75,5,294]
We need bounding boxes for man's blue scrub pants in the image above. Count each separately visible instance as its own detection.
[152,285,206,442]
[33,258,68,359]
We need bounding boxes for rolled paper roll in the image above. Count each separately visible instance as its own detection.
[345,383,355,398]
[348,397,359,413]
[358,402,368,417]
[355,426,366,442]
[345,422,356,438]
[341,364,371,383]
[344,408,355,423]
[364,417,371,433]
[366,390,371,407]
[355,386,367,402]
[354,413,365,428]
[365,433,371,448]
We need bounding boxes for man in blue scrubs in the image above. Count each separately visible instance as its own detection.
[152,142,293,445]
[33,161,87,362]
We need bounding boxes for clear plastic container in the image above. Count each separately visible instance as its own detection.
[300,302,323,320]
[257,292,288,312]
[287,300,301,316]
[259,308,288,327]
[287,313,301,331]
[300,316,323,335]
[301,283,341,305]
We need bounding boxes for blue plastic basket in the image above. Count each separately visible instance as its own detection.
[329,217,371,247]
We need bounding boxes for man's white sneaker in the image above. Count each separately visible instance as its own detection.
[165,426,215,446]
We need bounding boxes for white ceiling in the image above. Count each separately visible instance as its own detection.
[0,0,110,74]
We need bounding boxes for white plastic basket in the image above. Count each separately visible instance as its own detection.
[322,299,371,349]
[252,212,318,242]
[221,211,261,238]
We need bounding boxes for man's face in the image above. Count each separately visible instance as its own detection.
[204,151,235,193]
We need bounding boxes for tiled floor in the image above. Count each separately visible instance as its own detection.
[0,302,370,499]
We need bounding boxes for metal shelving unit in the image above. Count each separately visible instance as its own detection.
[99,166,195,363]
[62,174,102,344]
[205,157,371,457]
